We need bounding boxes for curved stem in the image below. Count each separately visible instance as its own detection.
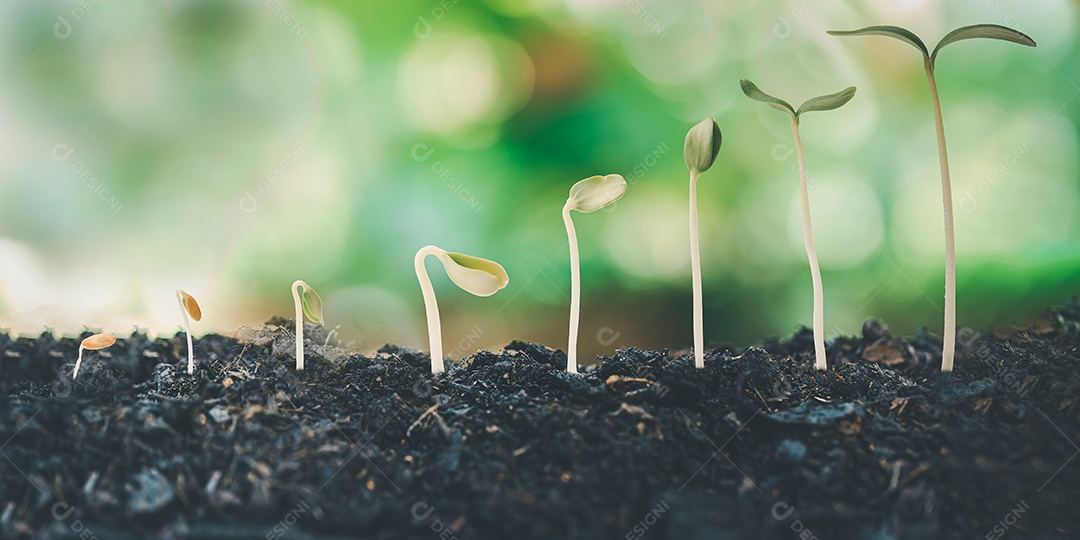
[563,203,580,374]
[292,280,305,370]
[925,64,957,372]
[176,291,194,375]
[415,245,445,373]
[791,118,826,370]
[689,169,705,369]
[73,345,85,379]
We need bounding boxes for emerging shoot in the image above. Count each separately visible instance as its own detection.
[291,280,323,371]
[741,78,857,370]
[414,246,509,374]
[563,174,627,373]
[72,333,116,379]
[828,24,1036,372]
[176,289,202,375]
[683,118,722,369]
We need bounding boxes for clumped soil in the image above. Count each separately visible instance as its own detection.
[2,302,1080,540]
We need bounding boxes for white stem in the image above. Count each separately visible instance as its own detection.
[689,169,705,369]
[73,345,85,379]
[563,203,580,374]
[925,64,957,372]
[292,280,305,371]
[791,118,827,370]
[415,245,445,374]
[176,291,194,375]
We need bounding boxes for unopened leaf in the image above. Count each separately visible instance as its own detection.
[828,26,929,58]
[683,117,723,173]
[178,290,202,322]
[567,174,627,213]
[740,79,795,117]
[931,24,1036,62]
[439,252,509,297]
[81,333,116,351]
[796,87,857,116]
[300,285,323,324]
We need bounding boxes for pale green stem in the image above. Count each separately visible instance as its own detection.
[925,62,957,372]
[791,117,826,370]
[292,280,305,371]
[73,345,85,379]
[563,203,580,374]
[689,169,705,369]
[415,245,445,373]
[176,291,194,375]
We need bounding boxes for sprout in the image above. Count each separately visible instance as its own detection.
[741,78,857,370]
[175,289,202,375]
[414,245,509,374]
[563,174,627,373]
[683,118,722,369]
[291,280,323,370]
[72,333,116,379]
[828,24,1036,372]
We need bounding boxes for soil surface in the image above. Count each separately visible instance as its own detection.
[2,301,1080,539]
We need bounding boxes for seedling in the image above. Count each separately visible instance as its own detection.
[291,280,323,370]
[563,174,627,373]
[741,79,856,370]
[414,245,509,374]
[72,333,116,379]
[683,118,722,369]
[176,289,202,375]
[828,24,1036,371]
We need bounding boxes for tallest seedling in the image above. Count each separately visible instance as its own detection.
[683,118,722,369]
[741,79,856,370]
[829,24,1036,371]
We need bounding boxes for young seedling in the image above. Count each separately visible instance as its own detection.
[414,245,509,374]
[741,79,857,370]
[176,289,202,375]
[72,333,116,379]
[683,118,723,369]
[291,280,323,370]
[828,24,1036,372]
[563,174,627,373]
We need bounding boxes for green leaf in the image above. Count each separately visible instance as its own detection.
[740,79,795,117]
[438,252,509,297]
[828,26,929,58]
[300,285,323,324]
[567,174,627,213]
[931,24,1036,62]
[796,86,857,116]
[683,117,722,173]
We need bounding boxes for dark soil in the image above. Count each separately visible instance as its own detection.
[2,301,1080,539]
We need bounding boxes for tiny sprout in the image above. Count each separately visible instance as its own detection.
[741,78,857,370]
[683,118,722,369]
[72,333,116,379]
[176,290,202,375]
[828,24,1036,372]
[414,245,509,374]
[563,174,627,373]
[291,280,323,371]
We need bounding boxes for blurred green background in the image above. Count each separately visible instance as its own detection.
[0,0,1077,361]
